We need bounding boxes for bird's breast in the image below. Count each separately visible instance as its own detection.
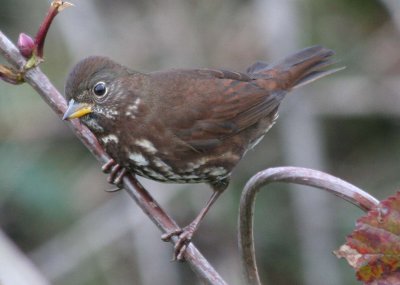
[97,131,238,184]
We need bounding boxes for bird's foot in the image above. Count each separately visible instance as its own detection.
[101,159,127,189]
[161,223,198,261]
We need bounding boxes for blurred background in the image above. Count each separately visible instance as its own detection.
[1,0,400,284]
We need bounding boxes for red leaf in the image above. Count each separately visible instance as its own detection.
[334,192,400,284]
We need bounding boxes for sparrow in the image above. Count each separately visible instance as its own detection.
[63,45,342,260]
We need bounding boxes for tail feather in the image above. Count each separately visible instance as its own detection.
[246,61,269,74]
[293,66,345,89]
[247,45,343,89]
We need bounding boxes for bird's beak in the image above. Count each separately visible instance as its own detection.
[62,99,93,120]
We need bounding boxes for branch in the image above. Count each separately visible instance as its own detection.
[238,166,380,285]
[0,24,227,285]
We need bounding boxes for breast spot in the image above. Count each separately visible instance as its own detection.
[101,134,119,144]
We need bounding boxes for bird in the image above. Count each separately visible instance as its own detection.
[63,45,342,260]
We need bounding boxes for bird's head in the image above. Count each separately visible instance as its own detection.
[63,56,139,133]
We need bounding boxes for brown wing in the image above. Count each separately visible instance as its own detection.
[149,68,285,152]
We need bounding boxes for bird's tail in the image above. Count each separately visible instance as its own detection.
[246,45,344,90]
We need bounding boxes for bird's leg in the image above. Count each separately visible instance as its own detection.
[101,159,127,190]
[161,178,229,261]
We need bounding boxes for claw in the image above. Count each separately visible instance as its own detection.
[105,187,122,193]
[101,159,127,187]
[108,164,122,183]
[161,225,196,261]
[176,243,188,261]
[161,229,183,242]
[101,159,115,173]
[160,187,227,261]
[114,168,127,185]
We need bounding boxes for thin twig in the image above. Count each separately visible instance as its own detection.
[34,1,74,58]
[0,28,227,285]
[238,166,380,285]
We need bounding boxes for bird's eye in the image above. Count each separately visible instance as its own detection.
[92,81,107,97]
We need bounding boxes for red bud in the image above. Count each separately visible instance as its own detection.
[17,33,35,58]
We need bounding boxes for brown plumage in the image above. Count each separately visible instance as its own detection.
[63,45,342,260]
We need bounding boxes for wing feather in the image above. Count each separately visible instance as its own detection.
[148,68,284,151]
